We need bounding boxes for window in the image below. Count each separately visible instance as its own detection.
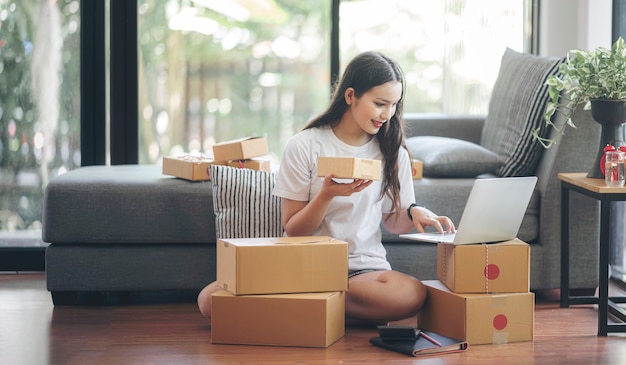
[339,0,532,115]
[0,1,80,250]
[0,0,531,266]
[137,0,331,163]
[137,0,531,164]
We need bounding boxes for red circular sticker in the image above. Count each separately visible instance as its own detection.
[484,264,500,280]
[493,314,508,330]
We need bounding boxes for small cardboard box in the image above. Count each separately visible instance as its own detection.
[316,157,381,180]
[226,157,271,172]
[162,155,225,181]
[212,137,269,161]
[211,290,345,347]
[437,238,530,293]
[411,159,423,179]
[418,280,534,345]
[216,236,348,295]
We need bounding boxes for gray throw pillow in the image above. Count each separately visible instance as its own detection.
[406,136,504,178]
[481,48,563,177]
[210,165,283,239]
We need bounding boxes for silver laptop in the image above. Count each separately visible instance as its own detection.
[399,176,537,245]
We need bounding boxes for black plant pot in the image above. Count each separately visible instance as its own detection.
[588,99,626,178]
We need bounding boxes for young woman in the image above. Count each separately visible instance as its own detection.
[272,51,455,324]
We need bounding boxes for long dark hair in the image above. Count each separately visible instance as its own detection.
[304,51,408,214]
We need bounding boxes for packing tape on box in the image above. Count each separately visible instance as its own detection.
[441,243,448,284]
[491,295,508,307]
[493,331,509,344]
[177,153,213,163]
[485,245,489,293]
[491,297,510,344]
[484,244,505,293]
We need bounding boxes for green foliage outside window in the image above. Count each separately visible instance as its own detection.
[0,0,80,231]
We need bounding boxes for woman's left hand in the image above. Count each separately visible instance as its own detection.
[410,206,455,234]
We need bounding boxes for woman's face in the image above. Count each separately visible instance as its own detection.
[345,81,402,136]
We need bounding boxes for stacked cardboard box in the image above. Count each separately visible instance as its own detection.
[162,137,272,181]
[418,238,534,345]
[162,155,226,181]
[211,236,349,348]
[212,137,272,172]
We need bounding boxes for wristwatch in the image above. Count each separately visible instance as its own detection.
[407,203,425,221]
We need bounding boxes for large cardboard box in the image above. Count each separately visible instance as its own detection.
[211,290,345,347]
[216,236,348,295]
[212,137,269,161]
[316,157,381,180]
[162,155,225,181]
[226,157,271,172]
[437,238,530,293]
[418,280,534,345]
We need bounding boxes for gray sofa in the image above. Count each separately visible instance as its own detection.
[43,48,603,304]
[42,107,601,305]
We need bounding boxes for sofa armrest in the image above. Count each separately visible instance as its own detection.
[403,113,486,144]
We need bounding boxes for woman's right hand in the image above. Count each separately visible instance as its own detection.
[281,174,372,237]
[320,174,373,198]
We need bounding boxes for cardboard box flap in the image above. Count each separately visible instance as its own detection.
[213,136,263,146]
[220,236,338,247]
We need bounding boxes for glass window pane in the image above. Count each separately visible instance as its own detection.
[137,0,331,163]
[339,0,530,115]
[0,0,80,239]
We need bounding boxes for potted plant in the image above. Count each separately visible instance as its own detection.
[532,37,626,177]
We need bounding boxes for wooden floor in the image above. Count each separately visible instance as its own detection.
[2,273,626,365]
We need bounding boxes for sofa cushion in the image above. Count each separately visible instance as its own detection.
[211,165,283,239]
[42,165,216,244]
[406,136,504,178]
[481,48,562,177]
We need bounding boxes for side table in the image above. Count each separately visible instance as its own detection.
[559,172,626,335]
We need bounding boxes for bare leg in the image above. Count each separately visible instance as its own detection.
[197,281,222,320]
[346,270,426,324]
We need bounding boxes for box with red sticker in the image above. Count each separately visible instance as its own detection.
[418,280,534,345]
[411,159,423,179]
[437,238,530,294]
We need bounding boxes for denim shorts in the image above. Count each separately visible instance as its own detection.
[348,269,385,278]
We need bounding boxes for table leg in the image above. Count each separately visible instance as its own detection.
[598,198,611,336]
[560,183,570,308]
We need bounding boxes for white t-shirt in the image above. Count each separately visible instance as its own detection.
[273,126,416,271]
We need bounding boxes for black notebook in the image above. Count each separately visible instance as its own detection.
[370,326,468,357]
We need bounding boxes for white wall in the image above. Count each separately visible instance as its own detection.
[540,0,612,57]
